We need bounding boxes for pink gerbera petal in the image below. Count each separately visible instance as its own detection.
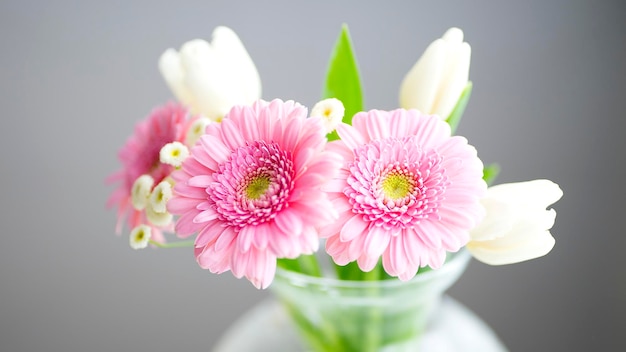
[324,109,486,279]
[169,99,342,288]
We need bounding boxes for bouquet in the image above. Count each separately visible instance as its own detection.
[107,25,562,351]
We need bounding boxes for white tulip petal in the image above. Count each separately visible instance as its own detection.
[488,179,563,207]
[179,37,248,120]
[468,179,562,266]
[211,26,262,104]
[400,38,447,113]
[399,27,471,119]
[469,197,515,241]
[179,39,224,119]
[159,26,262,121]
[442,27,464,44]
[467,230,555,265]
[432,42,471,119]
[158,49,194,106]
[179,39,214,64]
[479,209,556,249]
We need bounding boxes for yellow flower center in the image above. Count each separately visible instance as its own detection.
[382,173,412,199]
[246,175,271,200]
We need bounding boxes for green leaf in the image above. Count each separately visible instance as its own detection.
[446,81,472,134]
[277,254,322,277]
[334,260,363,281]
[483,163,501,186]
[323,24,364,141]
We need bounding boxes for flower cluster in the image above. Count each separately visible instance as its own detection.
[108,26,562,289]
[106,103,199,247]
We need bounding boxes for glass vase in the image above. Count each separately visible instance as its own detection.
[269,249,472,352]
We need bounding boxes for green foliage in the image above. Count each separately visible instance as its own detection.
[446,81,473,134]
[277,254,322,277]
[322,24,364,141]
[483,163,501,186]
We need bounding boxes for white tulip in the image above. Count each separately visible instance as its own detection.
[399,27,471,120]
[467,180,563,265]
[159,26,262,121]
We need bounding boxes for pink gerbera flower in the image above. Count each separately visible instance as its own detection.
[321,109,486,280]
[168,99,342,289]
[106,102,196,242]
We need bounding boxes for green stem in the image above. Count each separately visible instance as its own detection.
[361,266,380,281]
[299,254,323,277]
[362,263,382,351]
[148,239,194,248]
[277,254,323,277]
[334,260,362,280]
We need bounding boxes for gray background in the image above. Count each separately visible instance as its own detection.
[1,0,624,351]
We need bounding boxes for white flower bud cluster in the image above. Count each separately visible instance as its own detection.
[131,175,174,228]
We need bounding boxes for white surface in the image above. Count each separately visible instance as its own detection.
[214,295,508,352]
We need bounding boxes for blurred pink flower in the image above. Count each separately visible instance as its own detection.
[322,109,486,280]
[106,103,195,241]
[168,99,342,289]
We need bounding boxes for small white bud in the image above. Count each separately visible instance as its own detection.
[129,224,152,249]
[186,117,212,147]
[160,141,190,167]
[150,181,173,213]
[131,175,154,210]
[145,203,173,227]
[310,98,345,133]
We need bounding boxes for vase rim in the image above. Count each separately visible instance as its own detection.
[274,249,471,289]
